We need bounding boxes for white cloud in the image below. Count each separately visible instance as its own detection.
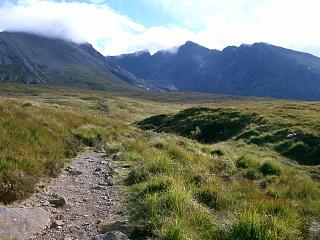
[1,0,320,56]
[0,0,197,55]
[147,0,320,56]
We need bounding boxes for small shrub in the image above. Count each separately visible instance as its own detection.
[0,171,35,204]
[105,143,122,155]
[95,100,109,113]
[147,156,174,175]
[244,169,260,180]
[259,161,281,176]
[210,149,224,156]
[143,178,172,195]
[161,224,184,240]
[194,188,218,209]
[162,189,190,216]
[73,125,104,147]
[167,145,191,164]
[220,212,278,240]
[236,156,256,169]
[258,201,287,217]
[44,158,64,177]
[153,139,168,150]
[212,158,235,174]
[125,168,149,185]
[191,127,202,139]
[188,173,207,186]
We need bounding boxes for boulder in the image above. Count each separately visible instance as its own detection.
[102,231,128,240]
[0,207,50,240]
[48,195,67,207]
[101,220,129,235]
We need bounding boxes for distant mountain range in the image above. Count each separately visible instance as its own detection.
[109,41,320,100]
[1,31,320,100]
[0,32,148,91]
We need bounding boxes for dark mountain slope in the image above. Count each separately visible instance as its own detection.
[109,41,220,91]
[212,43,320,100]
[109,41,320,100]
[0,32,146,91]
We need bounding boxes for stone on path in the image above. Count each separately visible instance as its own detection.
[48,195,67,208]
[0,207,50,240]
[101,231,128,240]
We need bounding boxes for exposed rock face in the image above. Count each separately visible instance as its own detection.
[0,207,50,240]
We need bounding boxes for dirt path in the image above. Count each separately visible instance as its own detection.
[18,149,125,240]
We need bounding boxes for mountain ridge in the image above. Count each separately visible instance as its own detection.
[0,31,148,91]
[109,41,320,100]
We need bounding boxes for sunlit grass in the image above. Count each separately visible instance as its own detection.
[0,84,319,239]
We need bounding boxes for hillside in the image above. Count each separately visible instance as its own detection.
[0,32,147,91]
[109,41,320,100]
[0,84,319,239]
[133,102,320,239]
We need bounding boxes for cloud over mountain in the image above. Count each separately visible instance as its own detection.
[0,0,195,55]
[1,0,320,56]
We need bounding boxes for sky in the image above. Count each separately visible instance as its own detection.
[0,0,320,56]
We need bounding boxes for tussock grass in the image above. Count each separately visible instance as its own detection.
[137,106,320,165]
[0,99,127,203]
[121,130,320,239]
[0,84,320,239]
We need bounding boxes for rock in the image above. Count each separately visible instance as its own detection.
[101,220,129,235]
[95,146,106,153]
[222,173,232,181]
[95,167,102,172]
[51,220,65,228]
[68,169,83,176]
[56,214,64,220]
[99,182,109,187]
[287,132,297,138]
[120,164,130,169]
[92,185,106,191]
[66,166,73,171]
[309,221,320,239]
[21,101,39,108]
[102,231,128,240]
[49,195,67,207]
[105,176,114,186]
[66,166,83,175]
[37,182,47,189]
[0,207,50,240]
[112,153,122,161]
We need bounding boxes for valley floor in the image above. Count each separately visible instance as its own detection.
[0,84,319,240]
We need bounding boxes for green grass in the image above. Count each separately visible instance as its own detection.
[121,131,318,239]
[137,107,320,165]
[0,98,128,203]
[131,104,320,239]
[0,84,319,239]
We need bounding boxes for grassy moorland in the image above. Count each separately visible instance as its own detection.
[0,84,319,239]
[0,84,188,204]
[0,98,129,203]
[132,105,320,239]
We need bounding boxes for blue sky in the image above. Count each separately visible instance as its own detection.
[105,0,177,28]
[1,0,320,56]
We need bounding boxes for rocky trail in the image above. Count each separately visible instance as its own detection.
[0,149,129,240]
